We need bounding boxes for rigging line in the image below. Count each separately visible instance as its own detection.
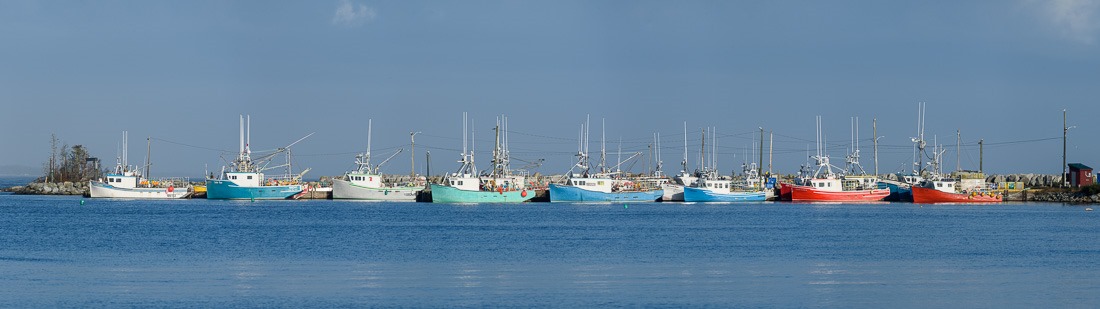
[150,137,228,152]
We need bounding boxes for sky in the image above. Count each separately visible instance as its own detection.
[1,0,1098,178]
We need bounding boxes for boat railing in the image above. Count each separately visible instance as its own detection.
[141,177,191,188]
[265,174,302,185]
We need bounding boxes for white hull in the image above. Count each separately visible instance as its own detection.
[88,182,192,199]
[332,179,420,201]
[661,183,685,201]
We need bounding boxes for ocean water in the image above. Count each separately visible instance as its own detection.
[0,191,1098,307]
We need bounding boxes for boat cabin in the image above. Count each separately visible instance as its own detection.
[347,173,383,188]
[103,173,139,189]
[807,178,843,192]
[224,172,263,187]
[926,179,958,193]
[445,173,480,191]
[567,177,613,193]
[695,178,733,193]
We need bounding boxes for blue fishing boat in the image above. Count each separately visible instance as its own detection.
[205,115,312,200]
[683,186,766,202]
[548,116,662,202]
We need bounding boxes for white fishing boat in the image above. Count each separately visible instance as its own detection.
[89,131,192,199]
[661,122,699,202]
[332,119,424,201]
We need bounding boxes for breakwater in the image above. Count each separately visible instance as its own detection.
[5,181,89,195]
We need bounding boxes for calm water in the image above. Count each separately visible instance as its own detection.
[1,190,1098,307]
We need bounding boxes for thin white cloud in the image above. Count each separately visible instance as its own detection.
[1028,0,1100,44]
[332,0,376,27]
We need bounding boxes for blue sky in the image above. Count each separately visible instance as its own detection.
[1,0,1098,178]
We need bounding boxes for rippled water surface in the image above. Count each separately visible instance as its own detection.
[1,190,1098,307]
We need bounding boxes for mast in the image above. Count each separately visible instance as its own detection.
[699,128,705,173]
[145,137,151,179]
[873,118,878,176]
[600,118,607,173]
[768,131,773,175]
[956,129,961,173]
[682,121,688,174]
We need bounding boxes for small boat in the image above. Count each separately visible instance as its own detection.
[332,119,423,201]
[431,114,535,203]
[549,116,662,202]
[89,131,192,199]
[912,178,1001,203]
[206,115,311,200]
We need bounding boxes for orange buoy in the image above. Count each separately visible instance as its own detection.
[521,190,528,197]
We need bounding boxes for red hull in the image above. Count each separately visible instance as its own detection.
[911,186,1002,203]
[778,183,794,201]
[789,185,889,202]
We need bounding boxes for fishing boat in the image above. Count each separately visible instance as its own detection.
[786,116,889,202]
[430,114,535,203]
[548,117,662,202]
[332,119,423,201]
[682,127,766,202]
[89,131,193,199]
[912,178,1001,203]
[661,122,698,202]
[206,115,312,200]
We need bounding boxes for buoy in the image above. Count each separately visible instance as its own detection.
[521,190,527,197]
[167,186,174,193]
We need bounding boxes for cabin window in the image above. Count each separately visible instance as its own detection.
[457,181,463,185]
[827,182,832,187]
[230,176,237,180]
[450,180,455,185]
[937,183,943,188]
[598,181,605,185]
[247,176,253,180]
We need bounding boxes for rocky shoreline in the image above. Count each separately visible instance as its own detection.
[3,181,89,195]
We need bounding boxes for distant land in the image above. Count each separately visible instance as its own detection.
[0,165,40,176]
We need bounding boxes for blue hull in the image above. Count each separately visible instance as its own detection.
[879,182,913,202]
[205,179,304,200]
[682,186,766,202]
[548,184,662,202]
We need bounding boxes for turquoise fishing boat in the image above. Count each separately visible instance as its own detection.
[206,115,312,200]
[430,113,535,203]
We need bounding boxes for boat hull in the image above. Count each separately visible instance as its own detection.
[682,186,766,202]
[789,185,889,202]
[88,181,192,199]
[429,184,535,203]
[332,179,420,201]
[661,183,685,201]
[548,184,662,202]
[205,179,304,200]
[878,181,913,202]
[912,186,1002,203]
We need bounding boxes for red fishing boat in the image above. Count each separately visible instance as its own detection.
[911,179,1001,203]
[788,177,890,202]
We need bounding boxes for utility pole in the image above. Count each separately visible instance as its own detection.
[759,127,764,176]
[979,139,984,174]
[411,131,421,177]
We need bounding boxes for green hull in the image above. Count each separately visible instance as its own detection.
[430,184,535,203]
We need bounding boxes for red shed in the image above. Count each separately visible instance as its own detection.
[1069,163,1093,187]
